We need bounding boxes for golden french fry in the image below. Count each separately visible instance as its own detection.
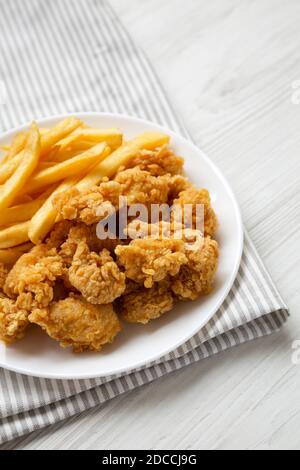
[0,154,23,184]
[29,184,58,201]
[39,117,82,158]
[76,131,170,190]
[37,161,60,171]
[0,118,82,184]
[0,145,10,152]
[0,221,30,249]
[45,129,122,164]
[0,123,41,212]
[46,145,90,163]
[13,194,33,204]
[0,198,46,227]
[45,143,97,163]
[28,178,78,244]
[23,142,109,195]
[58,128,123,151]
[3,131,27,163]
[0,243,33,265]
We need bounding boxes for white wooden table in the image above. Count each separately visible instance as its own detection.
[3,0,300,450]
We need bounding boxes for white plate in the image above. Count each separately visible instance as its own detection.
[0,113,243,380]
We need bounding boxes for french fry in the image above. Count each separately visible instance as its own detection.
[0,123,41,212]
[46,145,90,163]
[39,117,82,158]
[76,131,170,190]
[58,128,123,151]
[45,129,122,163]
[3,131,27,163]
[0,198,46,227]
[0,118,82,184]
[0,154,23,184]
[23,142,109,195]
[12,194,33,204]
[0,221,30,249]
[46,142,99,163]
[0,243,33,265]
[27,185,58,202]
[28,178,78,244]
[37,161,60,171]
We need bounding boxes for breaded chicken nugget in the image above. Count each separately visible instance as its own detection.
[68,242,126,304]
[172,236,219,300]
[120,282,174,324]
[0,263,8,292]
[172,187,218,237]
[29,296,122,352]
[116,238,188,288]
[4,245,64,309]
[121,145,184,177]
[0,296,29,344]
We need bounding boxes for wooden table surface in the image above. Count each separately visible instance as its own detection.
[3,0,300,450]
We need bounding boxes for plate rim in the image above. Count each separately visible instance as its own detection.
[0,112,244,380]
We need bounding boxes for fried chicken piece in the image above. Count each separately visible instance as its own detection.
[172,187,218,237]
[52,181,121,225]
[122,145,184,177]
[0,263,8,292]
[171,236,219,300]
[29,296,122,352]
[59,224,104,267]
[68,242,126,304]
[116,238,188,288]
[4,245,64,309]
[114,168,171,207]
[45,220,74,249]
[60,223,122,267]
[52,169,172,225]
[0,296,30,344]
[166,175,192,203]
[119,282,174,324]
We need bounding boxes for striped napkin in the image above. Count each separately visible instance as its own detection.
[0,0,288,445]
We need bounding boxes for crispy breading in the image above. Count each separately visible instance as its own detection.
[121,145,184,176]
[120,282,174,324]
[29,296,122,352]
[124,220,173,240]
[45,220,74,249]
[0,296,30,344]
[60,223,122,267]
[116,238,188,288]
[168,175,192,201]
[0,263,8,291]
[4,245,64,308]
[172,187,218,237]
[68,242,126,304]
[114,168,171,207]
[52,169,172,225]
[52,182,121,225]
[172,236,219,300]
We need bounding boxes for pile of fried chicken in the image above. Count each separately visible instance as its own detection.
[0,146,219,353]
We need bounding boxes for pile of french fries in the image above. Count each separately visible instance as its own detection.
[0,117,170,266]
